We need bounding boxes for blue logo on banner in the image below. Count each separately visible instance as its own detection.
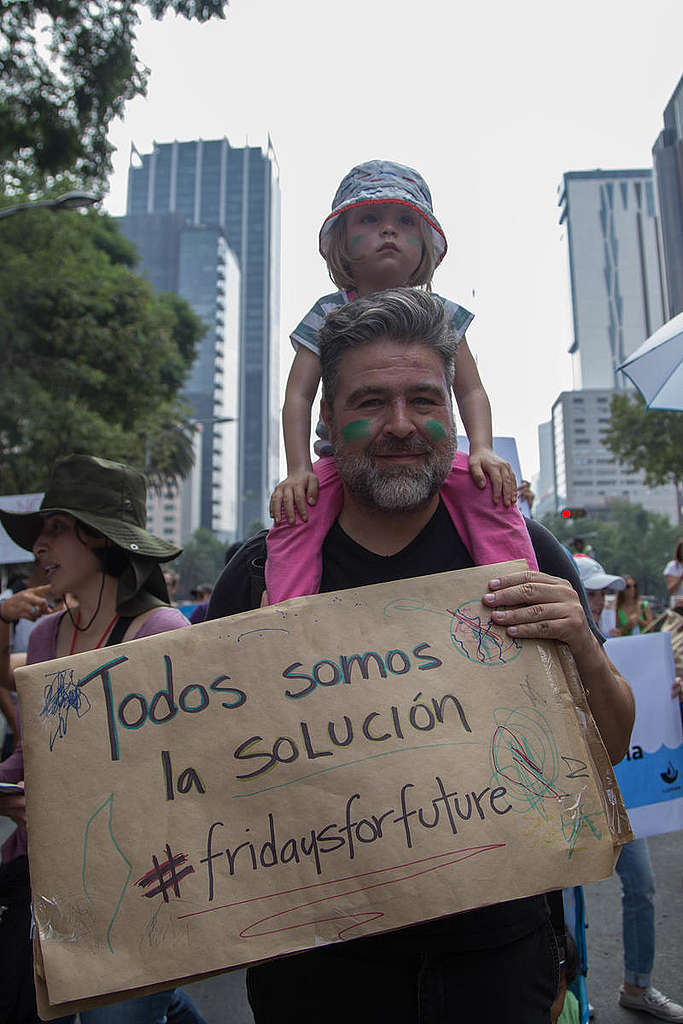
[614,743,683,810]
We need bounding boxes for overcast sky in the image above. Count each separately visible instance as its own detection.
[104,0,682,480]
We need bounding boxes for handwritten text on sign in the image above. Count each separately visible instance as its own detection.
[17,563,629,1007]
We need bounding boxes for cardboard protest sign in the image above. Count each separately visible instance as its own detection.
[606,634,683,839]
[17,561,632,1016]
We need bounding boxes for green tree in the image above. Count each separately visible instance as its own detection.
[173,528,226,596]
[603,393,683,525]
[0,207,205,493]
[0,1,229,191]
[542,502,680,600]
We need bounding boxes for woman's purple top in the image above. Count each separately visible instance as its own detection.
[0,606,188,862]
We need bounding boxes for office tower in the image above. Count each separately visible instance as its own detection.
[559,170,667,390]
[653,74,683,318]
[534,421,556,520]
[118,212,241,540]
[550,388,678,523]
[126,138,281,537]
[551,170,677,523]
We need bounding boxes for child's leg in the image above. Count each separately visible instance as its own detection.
[440,453,539,571]
[265,457,343,603]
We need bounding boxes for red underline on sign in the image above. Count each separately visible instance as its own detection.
[177,841,505,929]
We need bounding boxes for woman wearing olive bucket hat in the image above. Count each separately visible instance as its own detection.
[0,455,206,1024]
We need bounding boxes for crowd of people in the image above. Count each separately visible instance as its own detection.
[0,158,678,1022]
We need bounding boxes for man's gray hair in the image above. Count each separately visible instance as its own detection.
[318,288,458,404]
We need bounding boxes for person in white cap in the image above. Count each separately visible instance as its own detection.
[572,554,625,634]
[573,554,683,1022]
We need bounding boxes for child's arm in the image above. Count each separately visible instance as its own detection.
[454,338,517,506]
[270,346,322,525]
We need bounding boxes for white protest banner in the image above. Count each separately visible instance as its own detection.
[17,562,631,1016]
[606,633,683,838]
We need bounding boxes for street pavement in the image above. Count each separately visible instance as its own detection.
[0,818,679,1022]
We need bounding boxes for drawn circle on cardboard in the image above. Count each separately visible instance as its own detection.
[448,600,522,666]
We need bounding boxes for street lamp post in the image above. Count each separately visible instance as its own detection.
[0,191,102,220]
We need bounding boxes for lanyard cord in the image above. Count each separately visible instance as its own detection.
[65,571,106,633]
[69,611,119,657]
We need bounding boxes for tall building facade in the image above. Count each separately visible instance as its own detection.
[653,74,683,319]
[126,138,281,537]
[118,212,241,540]
[551,390,678,521]
[534,420,556,521]
[559,170,667,390]
[551,169,678,523]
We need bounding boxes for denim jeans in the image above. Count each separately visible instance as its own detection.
[247,918,560,1023]
[55,988,206,1024]
[615,838,655,988]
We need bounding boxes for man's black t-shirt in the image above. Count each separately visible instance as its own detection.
[207,502,600,952]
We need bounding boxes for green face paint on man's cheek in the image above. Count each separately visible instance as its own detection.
[425,419,446,441]
[342,419,372,442]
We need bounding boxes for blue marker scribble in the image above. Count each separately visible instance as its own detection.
[40,668,91,750]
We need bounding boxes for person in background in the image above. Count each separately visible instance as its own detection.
[571,538,596,559]
[162,567,180,605]
[611,576,653,636]
[0,455,204,1024]
[551,933,581,1024]
[574,554,683,1022]
[518,479,535,514]
[188,583,213,624]
[663,539,683,609]
[0,584,53,763]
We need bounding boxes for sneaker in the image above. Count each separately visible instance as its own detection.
[618,987,683,1021]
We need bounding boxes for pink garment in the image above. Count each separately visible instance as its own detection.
[0,606,188,862]
[265,452,538,603]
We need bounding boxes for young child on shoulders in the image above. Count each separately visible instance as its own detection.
[267,160,536,603]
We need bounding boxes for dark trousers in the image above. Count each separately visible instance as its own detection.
[247,918,560,1023]
[0,856,38,1024]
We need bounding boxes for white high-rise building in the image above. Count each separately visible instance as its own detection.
[551,390,678,522]
[559,170,667,390]
[550,169,678,524]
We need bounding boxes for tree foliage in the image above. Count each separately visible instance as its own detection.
[0,207,205,493]
[542,502,680,601]
[0,1,229,191]
[173,528,226,596]
[603,393,683,522]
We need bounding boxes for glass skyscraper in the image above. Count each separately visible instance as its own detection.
[126,137,281,537]
[118,211,240,539]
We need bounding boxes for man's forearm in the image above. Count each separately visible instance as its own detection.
[570,628,634,765]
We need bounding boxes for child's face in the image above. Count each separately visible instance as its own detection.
[344,203,424,294]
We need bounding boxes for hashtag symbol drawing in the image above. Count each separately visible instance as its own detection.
[136,844,195,902]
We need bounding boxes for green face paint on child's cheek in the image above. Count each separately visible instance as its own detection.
[348,235,363,258]
[407,233,422,251]
[342,419,372,442]
[425,419,446,441]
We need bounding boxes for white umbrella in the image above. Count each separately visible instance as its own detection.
[618,310,683,410]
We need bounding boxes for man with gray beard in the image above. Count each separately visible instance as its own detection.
[207,287,633,1023]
